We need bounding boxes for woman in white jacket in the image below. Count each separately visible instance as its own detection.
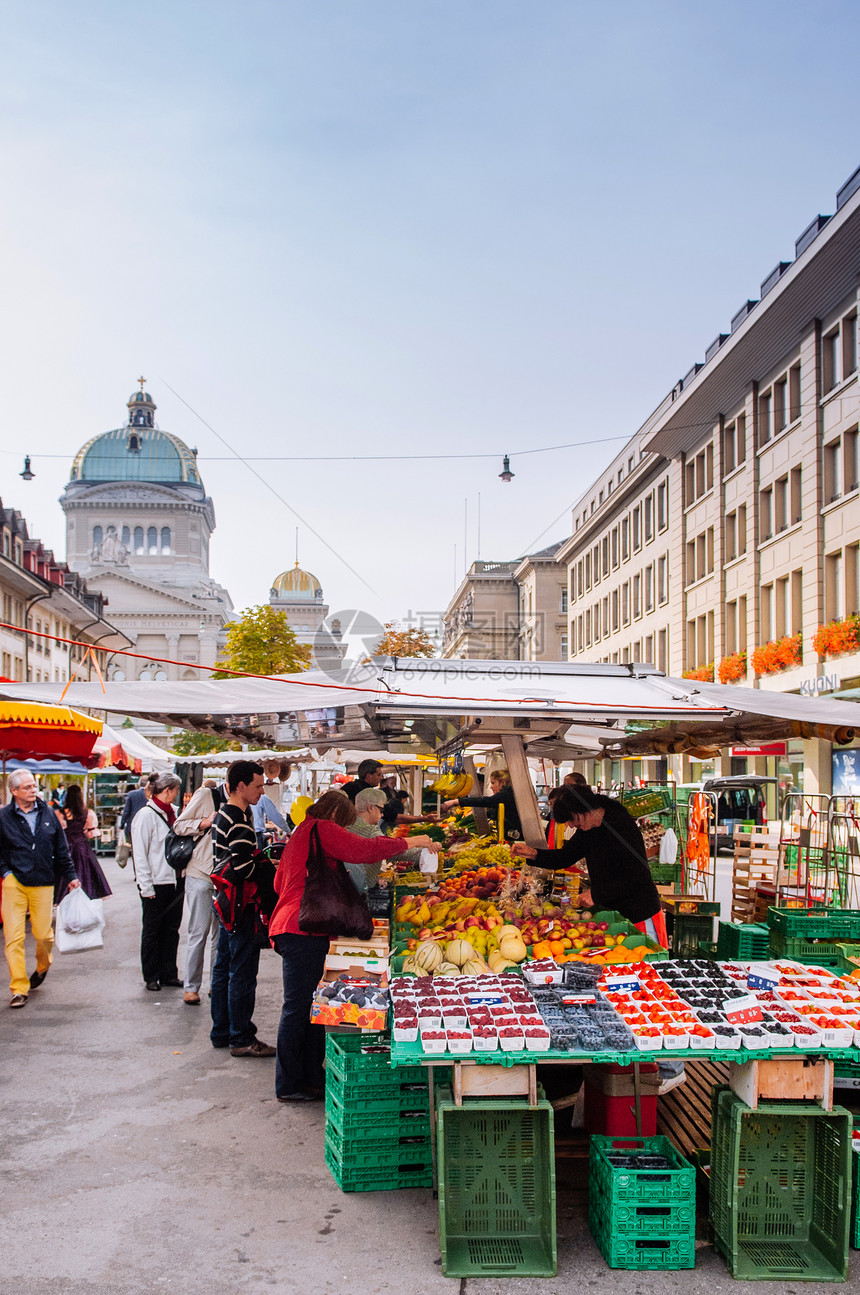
[132,772,183,992]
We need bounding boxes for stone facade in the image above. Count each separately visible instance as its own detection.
[60,388,233,681]
[268,564,345,672]
[441,545,567,661]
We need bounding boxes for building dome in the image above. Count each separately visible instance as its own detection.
[69,387,202,486]
[270,563,323,600]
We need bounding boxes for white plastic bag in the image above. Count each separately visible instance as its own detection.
[659,828,678,865]
[57,887,101,933]
[419,848,439,874]
[55,892,105,954]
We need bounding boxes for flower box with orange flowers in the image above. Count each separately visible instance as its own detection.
[717,651,747,684]
[682,663,714,682]
[750,634,803,677]
[811,615,860,659]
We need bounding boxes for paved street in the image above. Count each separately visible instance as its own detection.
[0,857,855,1295]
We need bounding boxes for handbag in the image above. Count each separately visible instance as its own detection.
[164,828,196,873]
[298,823,373,939]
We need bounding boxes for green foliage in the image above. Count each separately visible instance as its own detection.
[171,731,236,757]
[371,622,436,659]
[213,605,312,677]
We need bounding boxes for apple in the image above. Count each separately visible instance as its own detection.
[465,916,480,928]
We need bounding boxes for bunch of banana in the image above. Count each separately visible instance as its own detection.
[428,772,473,797]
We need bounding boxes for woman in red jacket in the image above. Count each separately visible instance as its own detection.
[269,789,436,1103]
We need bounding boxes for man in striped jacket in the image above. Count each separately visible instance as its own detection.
[209,761,276,1058]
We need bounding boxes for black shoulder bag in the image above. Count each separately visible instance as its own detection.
[298,823,373,939]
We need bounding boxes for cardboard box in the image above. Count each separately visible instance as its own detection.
[310,966,389,1032]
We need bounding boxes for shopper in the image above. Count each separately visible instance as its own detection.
[269,790,437,1102]
[173,780,224,1005]
[380,788,437,828]
[346,787,440,891]
[132,771,184,992]
[341,759,383,803]
[442,767,522,840]
[0,769,80,1008]
[209,760,276,1059]
[55,784,112,905]
[251,784,290,850]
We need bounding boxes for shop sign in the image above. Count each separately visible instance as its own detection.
[731,743,786,757]
[800,673,839,696]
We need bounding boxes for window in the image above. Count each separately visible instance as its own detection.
[577,560,583,598]
[726,512,737,562]
[738,504,747,554]
[585,553,592,590]
[633,573,642,618]
[791,569,804,634]
[824,328,840,393]
[686,539,696,585]
[706,443,714,491]
[759,486,774,539]
[775,575,790,638]
[611,527,619,568]
[602,537,609,578]
[825,440,842,503]
[789,365,801,422]
[775,476,789,532]
[134,525,144,554]
[758,389,773,446]
[707,526,714,574]
[657,555,668,604]
[696,533,706,581]
[622,582,630,624]
[121,525,130,547]
[632,507,641,551]
[686,446,713,503]
[644,495,654,542]
[846,544,860,616]
[560,635,568,661]
[602,596,609,636]
[612,589,619,631]
[761,584,774,641]
[774,377,788,434]
[593,545,600,583]
[645,564,654,612]
[621,518,630,561]
[695,451,705,498]
[826,551,844,621]
[657,479,668,530]
[845,429,859,493]
[726,599,737,655]
[628,456,634,474]
[93,525,103,548]
[723,421,736,474]
[161,526,171,553]
[147,526,158,554]
[599,490,604,505]
[790,466,803,523]
[844,313,858,378]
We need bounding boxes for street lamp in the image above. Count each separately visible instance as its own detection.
[498,455,514,483]
[20,456,35,481]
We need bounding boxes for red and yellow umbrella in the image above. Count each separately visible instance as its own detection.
[0,701,103,765]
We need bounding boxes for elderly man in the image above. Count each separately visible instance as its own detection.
[346,788,440,892]
[0,769,81,1008]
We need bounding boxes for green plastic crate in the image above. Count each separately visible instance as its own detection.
[716,921,770,960]
[767,930,844,968]
[325,1032,426,1089]
[767,907,860,940]
[853,1150,860,1249]
[436,1086,557,1279]
[709,1085,852,1282]
[590,1231,695,1269]
[834,1059,860,1090]
[324,1139,433,1193]
[671,912,716,958]
[325,1089,432,1140]
[588,1134,696,1206]
[590,1196,695,1237]
[649,861,683,890]
[325,1121,431,1168]
[325,1070,430,1114]
[836,943,860,975]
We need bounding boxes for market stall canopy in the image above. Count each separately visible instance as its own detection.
[94,724,174,773]
[0,701,103,765]
[0,661,858,757]
[171,747,313,767]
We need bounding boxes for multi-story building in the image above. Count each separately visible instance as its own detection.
[442,544,567,661]
[562,162,860,793]
[0,499,128,685]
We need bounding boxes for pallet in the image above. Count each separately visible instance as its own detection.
[656,1060,730,1162]
[731,827,780,923]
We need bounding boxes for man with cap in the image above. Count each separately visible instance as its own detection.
[342,760,383,804]
[346,788,441,892]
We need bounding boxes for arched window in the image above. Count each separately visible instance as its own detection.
[147,526,157,554]
[154,670,168,681]
[93,525,103,548]
[160,526,171,554]
[121,526,130,548]
[134,526,144,554]
[112,669,126,682]
[138,669,152,681]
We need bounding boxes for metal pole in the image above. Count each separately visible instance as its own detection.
[500,734,545,849]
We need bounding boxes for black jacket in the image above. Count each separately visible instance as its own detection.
[457,785,522,840]
[0,797,77,888]
[119,787,148,834]
[530,796,659,923]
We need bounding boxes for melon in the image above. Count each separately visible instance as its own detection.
[445,939,474,967]
[461,958,487,976]
[434,961,461,977]
[413,940,444,973]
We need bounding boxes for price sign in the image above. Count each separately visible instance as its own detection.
[603,974,642,994]
[464,992,505,1005]
[561,993,597,1005]
[723,994,764,1024]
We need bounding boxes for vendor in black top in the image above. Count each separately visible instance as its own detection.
[510,785,666,945]
[442,768,522,841]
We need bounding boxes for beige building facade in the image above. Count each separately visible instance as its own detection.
[442,544,567,661]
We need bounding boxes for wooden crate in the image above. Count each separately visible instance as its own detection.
[728,1056,835,1111]
[731,826,780,923]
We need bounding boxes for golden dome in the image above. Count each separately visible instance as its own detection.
[271,563,322,601]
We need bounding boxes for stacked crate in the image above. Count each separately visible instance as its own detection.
[709,1086,852,1280]
[588,1134,696,1270]
[324,1033,434,1191]
[715,921,770,961]
[731,826,780,923]
[436,1086,557,1279]
[766,906,860,969]
[663,897,719,958]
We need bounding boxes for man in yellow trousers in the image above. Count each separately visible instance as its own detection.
[0,769,80,1008]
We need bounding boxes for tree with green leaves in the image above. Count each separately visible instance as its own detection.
[170,731,237,757]
[213,605,312,677]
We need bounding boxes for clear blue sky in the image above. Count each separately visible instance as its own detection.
[2,0,858,638]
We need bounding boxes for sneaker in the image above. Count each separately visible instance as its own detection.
[657,1070,688,1096]
[29,969,48,990]
[231,1040,276,1058]
[10,994,28,1009]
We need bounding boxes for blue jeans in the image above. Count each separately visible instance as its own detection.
[273,932,329,1097]
[209,909,261,1049]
